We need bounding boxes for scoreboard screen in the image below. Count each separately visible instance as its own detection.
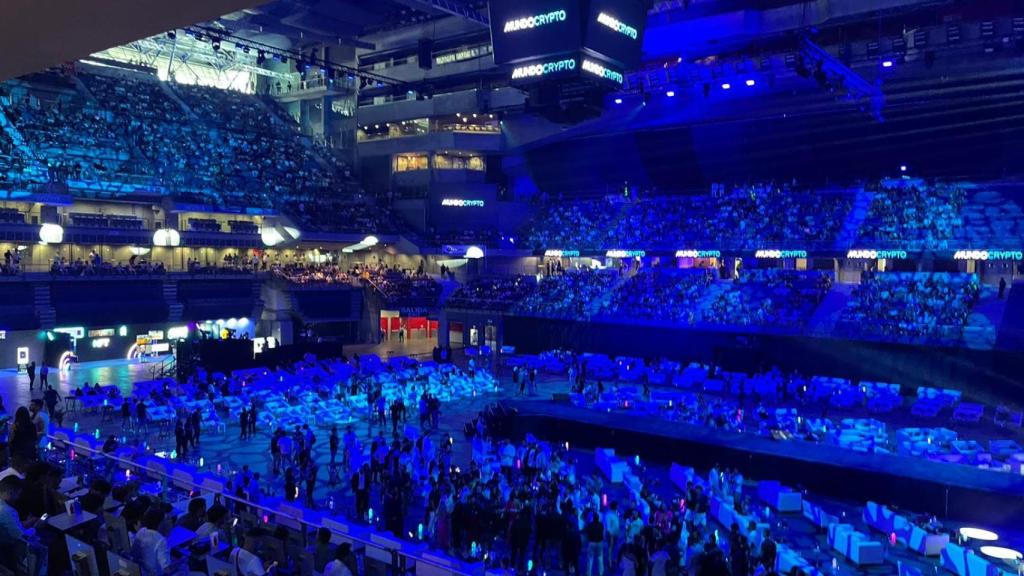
[489,0,645,81]
[488,0,584,66]
[583,0,646,68]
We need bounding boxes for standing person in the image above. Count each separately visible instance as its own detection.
[29,400,49,456]
[329,426,339,465]
[271,429,283,475]
[585,510,605,576]
[529,368,537,396]
[26,362,35,392]
[239,407,249,440]
[43,385,61,418]
[38,364,48,388]
[190,407,202,449]
[304,464,319,509]
[175,418,188,458]
[999,277,1007,299]
[248,405,258,437]
[352,463,371,520]
[9,408,37,463]
[136,400,149,435]
[284,467,297,502]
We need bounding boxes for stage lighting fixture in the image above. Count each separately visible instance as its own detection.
[256,51,266,65]
[745,79,755,87]
[721,83,731,90]
[614,98,623,104]
[212,40,221,51]
[881,60,894,68]
[666,90,675,97]
[166,31,176,40]
[900,165,907,172]
[241,46,250,54]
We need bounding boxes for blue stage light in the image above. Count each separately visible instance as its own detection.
[614,98,622,104]
[666,90,675,97]
[745,79,756,87]
[721,83,731,90]
[882,60,894,68]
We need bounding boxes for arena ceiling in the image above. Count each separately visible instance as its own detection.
[0,0,486,82]
[0,0,269,81]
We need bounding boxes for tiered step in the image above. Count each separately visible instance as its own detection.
[163,280,183,323]
[32,284,56,329]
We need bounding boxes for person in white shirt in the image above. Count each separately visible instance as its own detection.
[230,530,268,576]
[131,508,170,576]
[324,543,354,576]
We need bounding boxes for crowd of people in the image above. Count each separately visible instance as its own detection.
[274,264,357,285]
[523,183,854,252]
[364,267,442,309]
[838,271,981,345]
[858,180,967,250]
[701,270,832,331]
[605,268,715,324]
[513,269,620,319]
[49,251,166,276]
[446,276,537,311]
[1,68,380,232]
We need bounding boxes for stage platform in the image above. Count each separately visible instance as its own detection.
[506,400,1024,527]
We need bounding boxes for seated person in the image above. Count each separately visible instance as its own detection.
[230,528,272,576]
[131,507,170,576]
[176,497,206,531]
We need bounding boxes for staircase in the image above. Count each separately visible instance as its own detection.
[72,75,98,106]
[437,278,461,306]
[962,287,1005,350]
[149,354,177,379]
[0,109,49,181]
[807,283,854,336]
[836,187,875,247]
[993,282,1024,351]
[33,284,56,329]
[159,82,199,119]
[163,281,183,323]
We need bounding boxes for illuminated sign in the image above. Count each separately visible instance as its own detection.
[91,338,110,349]
[151,342,171,353]
[148,330,165,340]
[17,347,28,365]
[441,198,486,207]
[511,58,576,79]
[54,326,85,339]
[846,249,908,260]
[606,249,646,258]
[581,59,624,84]
[503,10,568,33]
[0,331,5,340]
[544,249,581,257]
[755,250,808,259]
[953,250,1023,261]
[167,326,190,340]
[88,328,115,338]
[676,250,721,259]
[435,46,485,66]
[596,12,638,39]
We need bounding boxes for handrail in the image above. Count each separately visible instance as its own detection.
[48,430,481,576]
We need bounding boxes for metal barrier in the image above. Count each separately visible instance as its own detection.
[48,429,483,576]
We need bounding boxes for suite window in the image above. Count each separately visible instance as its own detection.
[433,151,485,171]
[393,153,430,172]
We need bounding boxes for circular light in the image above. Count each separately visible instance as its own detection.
[465,246,484,259]
[979,546,1021,561]
[614,98,622,104]
[666,91,675,97]
[960,527,999,541]
[721,83,731,90]
[39,223,64,244]
[363,235,379,246]
[745,79,756,86]
[153,228,181,247]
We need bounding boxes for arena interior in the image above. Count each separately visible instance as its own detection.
[1,1,1023,576]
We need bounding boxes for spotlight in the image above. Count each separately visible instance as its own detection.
[745,79,756,86]
[881,60,894,68]
[721,83,731,90]
[614,98,623,104]
[212,40,221,51]
[666,90,675,97]
[241,45,250,54]
[166,31,176,40]
[900,165,907,172]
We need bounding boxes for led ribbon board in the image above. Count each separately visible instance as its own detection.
[676,250,721,258]
[581,59,624,84]
[503,10,568,33]
[606,249,645,258]
[953,250,1023,261]
[511,58,577,80]
[441,198,486,207]
[545,249,581,257]
[846,249,908,259]
[755,250,808,259]
[596,12,638,39]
